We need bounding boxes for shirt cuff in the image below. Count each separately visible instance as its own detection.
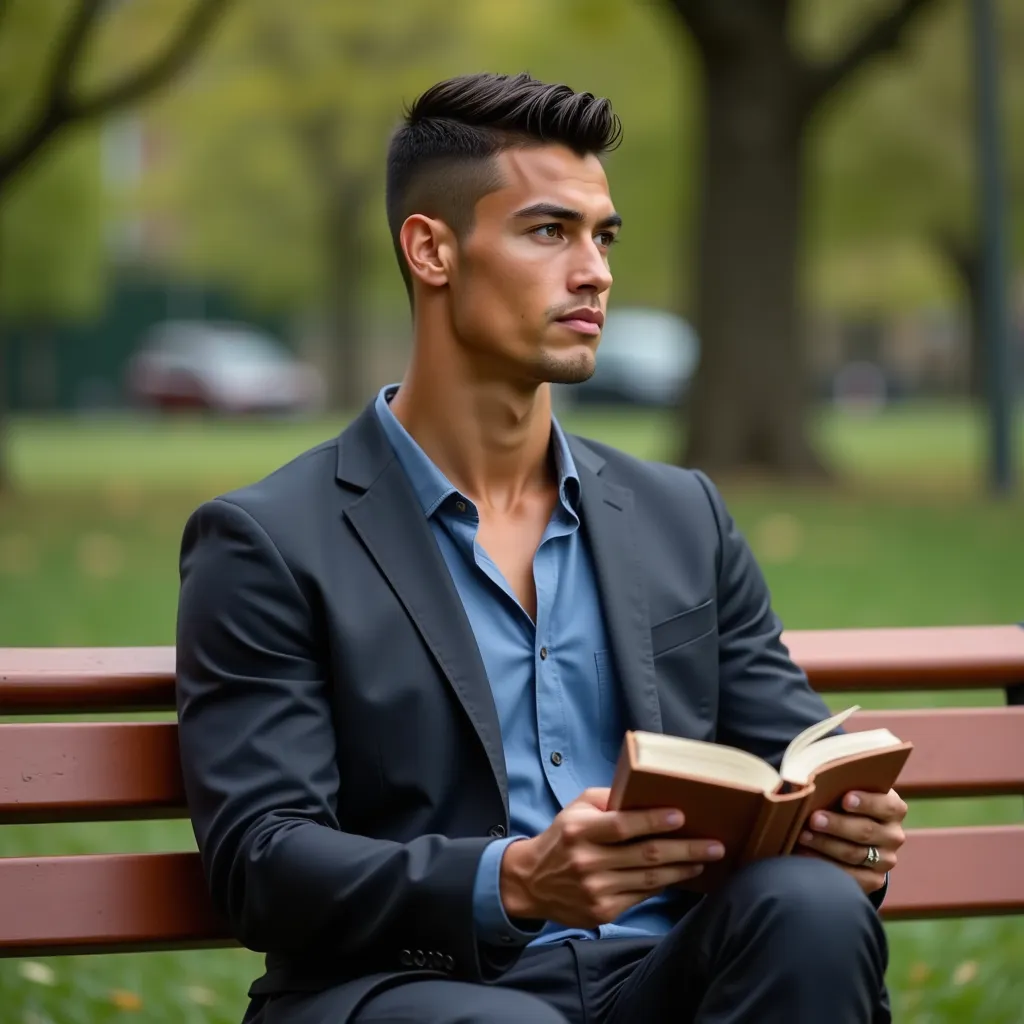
[472,836,545,948]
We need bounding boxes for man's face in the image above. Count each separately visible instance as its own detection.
[448,144,619,387]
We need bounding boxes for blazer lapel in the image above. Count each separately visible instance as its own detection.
[570,437,663,735]
[336,406,509,815]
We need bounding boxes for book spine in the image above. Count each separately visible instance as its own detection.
[737,796,777,865]
[739,790,809,865]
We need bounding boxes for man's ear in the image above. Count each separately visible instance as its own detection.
[400,214,454,290]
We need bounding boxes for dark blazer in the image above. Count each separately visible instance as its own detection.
[175,399,836,1020]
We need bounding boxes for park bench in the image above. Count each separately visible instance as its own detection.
[1,624,1023,960]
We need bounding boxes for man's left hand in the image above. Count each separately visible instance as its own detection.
[795,788,907,894]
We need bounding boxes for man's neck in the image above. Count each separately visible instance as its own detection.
[388,359,557,514]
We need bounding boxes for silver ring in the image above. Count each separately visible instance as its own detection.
[862,845,880,868]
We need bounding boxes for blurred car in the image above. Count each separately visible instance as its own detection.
[126,320,325,416]
[557,307,700,407]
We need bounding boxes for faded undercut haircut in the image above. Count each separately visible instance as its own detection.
[385,71,622,299]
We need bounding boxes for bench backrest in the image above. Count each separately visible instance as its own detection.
[2,624,1023,957]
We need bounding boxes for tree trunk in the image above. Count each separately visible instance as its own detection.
[0,326,8,494]
[323,177,371,412]
[935,235,985,400]
[679,39,826,478]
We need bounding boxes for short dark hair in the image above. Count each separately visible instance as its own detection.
[385,72,622,297]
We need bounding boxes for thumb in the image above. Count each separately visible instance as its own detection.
[571,787,612,812]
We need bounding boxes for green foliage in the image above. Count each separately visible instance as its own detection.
[806,0,1024,312]
[140,0,696,317]
[0,1,106,321]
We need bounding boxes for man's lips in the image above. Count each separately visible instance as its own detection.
[555,309,604,336]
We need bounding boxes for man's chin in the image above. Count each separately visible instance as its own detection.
[537,352,597,387]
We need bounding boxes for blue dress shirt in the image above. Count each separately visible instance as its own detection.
[374,385,690,949]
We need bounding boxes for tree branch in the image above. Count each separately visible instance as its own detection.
[804,0,942,110]
[666,0,789,53]
[0,0,231,192]
[71,0,233,119]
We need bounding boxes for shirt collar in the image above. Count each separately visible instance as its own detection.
[374,383,580,520]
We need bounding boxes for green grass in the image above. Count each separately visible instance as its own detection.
[1,403,1023,1022]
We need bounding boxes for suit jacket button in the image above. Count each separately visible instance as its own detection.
[444,954,455,972]
[488,825,506,838]
[413,949,426,967]
[399,949,413,966]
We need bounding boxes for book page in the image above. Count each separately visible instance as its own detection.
[633,732,782,795]
[781,705,860,768]
[781,728,903,786]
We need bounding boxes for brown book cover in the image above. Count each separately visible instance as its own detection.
[607,725,913,894]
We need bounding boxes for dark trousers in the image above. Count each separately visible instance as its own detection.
[260,857,890,1024]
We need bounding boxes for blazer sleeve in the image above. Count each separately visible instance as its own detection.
[692,471,888,912]
[175,497,495,977]
[692,470,835,764]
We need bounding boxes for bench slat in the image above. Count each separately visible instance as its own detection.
[0,723,186,823]
[845,707,1024,798]
[2,624,1023,713]
[1,826,1021,956]
[882,826,1024,920]
[2,708,1023,823]
[0,852,232,957]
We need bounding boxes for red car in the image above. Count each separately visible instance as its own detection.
[126,320,326,416]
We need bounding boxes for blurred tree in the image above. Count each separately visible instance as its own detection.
[665,0,946,478]
[146,0,473,411]
[809,0,1024,398]
[0,0,232,491]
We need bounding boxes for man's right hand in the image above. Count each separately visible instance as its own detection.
[498,788,725,929]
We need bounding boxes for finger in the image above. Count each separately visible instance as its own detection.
[585,807,685,844]
[793,849,887,895]
[571,788,612,812]
[603,862,707,895]
[796,828,897,871]
[806,809,886,847]
[840,789,907,823]
[603,836,726,871]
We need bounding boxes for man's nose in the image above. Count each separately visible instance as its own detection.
[569,240,613,294]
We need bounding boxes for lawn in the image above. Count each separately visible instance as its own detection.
[1,402,1023,1022]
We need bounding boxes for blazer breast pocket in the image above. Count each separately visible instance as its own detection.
[651,599,717,657]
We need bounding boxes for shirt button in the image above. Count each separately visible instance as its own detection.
[488,825,506,838]
[539,646,548,660]
[550,751,563,766]
[455,499,467,512]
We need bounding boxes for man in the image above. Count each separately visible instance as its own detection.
[176,72,907,1024]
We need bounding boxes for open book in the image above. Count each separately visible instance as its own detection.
[607,706,913,892]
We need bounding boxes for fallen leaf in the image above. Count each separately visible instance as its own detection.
[186,985,218,1006]
[17,961,56,986]
[108,989,143,1011]
[76,532,124,579]
[908,961,931,985]
[952,960,978,986]
[752,512,804,564]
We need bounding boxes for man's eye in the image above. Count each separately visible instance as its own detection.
[597,231,618,248]
[534,224,562,239]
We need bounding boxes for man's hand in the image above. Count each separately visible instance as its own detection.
[795,788,908,893]
[499,788,725,928]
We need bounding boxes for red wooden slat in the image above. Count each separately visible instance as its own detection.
[881,826,1024,920]
[1,828,1021,957]
[1,707,1022,824]
[785,625,1024,692]
[1,625,1023,713]
[846,706,1024,798]
[0,852,233,957]
[0,723,187,823]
